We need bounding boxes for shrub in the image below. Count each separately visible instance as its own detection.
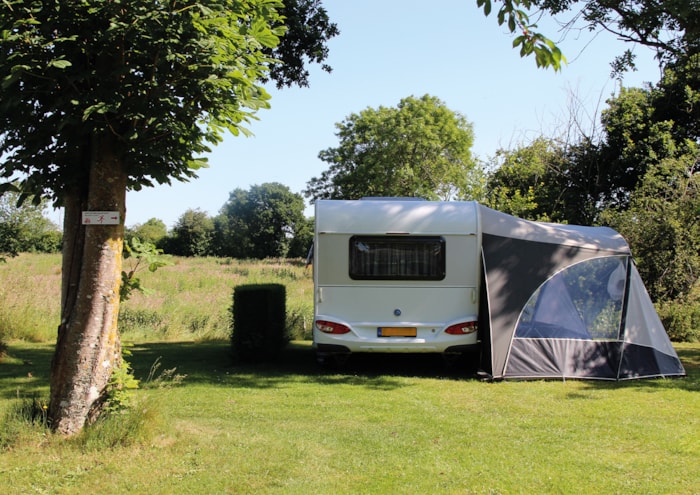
[657,299,700,342]
[231,284,287,362]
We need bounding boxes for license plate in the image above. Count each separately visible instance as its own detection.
[378,327,417,337]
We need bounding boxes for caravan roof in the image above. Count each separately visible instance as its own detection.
[315,199,479,235]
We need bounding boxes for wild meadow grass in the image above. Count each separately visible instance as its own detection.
[0,254,699,494]
[120,255,314,342]
[0,254,61,342]
[0,253,314,344]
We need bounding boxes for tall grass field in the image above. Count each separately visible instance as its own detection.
[1,253,699,494]
[0,253,315,343]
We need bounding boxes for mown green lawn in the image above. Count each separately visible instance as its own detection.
[1,340,699,494]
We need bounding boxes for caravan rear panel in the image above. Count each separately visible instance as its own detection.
[312,200,481,359]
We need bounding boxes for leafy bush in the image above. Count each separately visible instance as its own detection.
[231,284,287,362]
[657,299,700,342]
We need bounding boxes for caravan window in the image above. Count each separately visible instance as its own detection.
[349,236,446,280]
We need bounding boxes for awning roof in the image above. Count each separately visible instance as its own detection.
[479,205,630,254]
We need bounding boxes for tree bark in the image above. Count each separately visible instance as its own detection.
[49,133,127,436]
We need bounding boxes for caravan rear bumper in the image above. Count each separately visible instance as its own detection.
[313,341,480,356]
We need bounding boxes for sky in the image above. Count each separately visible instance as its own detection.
[56,0,664,229]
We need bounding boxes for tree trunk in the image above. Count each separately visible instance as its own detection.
[49,133,127,436]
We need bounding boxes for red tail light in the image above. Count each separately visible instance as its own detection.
[315,320,351,334]
[445,321,477,335]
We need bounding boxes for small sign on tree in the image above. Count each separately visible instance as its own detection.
[81,211,120,225]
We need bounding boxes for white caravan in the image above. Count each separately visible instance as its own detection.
[312,199,482,364]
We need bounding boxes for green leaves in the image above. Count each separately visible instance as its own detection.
[82,102,117,122]
[120,237,172,301]
[477,0,567,71]
[513,32,566,69]
[0,0,291,201]
[477,0,492,16]
[46,59,72,69]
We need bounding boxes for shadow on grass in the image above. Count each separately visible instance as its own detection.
[1,341,698,398]
[128,340,700,393]
[129,340,478,392]
[0,343,55,400]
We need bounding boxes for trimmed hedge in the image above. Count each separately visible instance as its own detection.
[231,284,287,362]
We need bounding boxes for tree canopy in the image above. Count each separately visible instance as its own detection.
[1,0,337,203]
[264,0,339,88]
[304,95,480,202]
[214,182,305,259]
[167,208,215,257]
[485,137,565,221]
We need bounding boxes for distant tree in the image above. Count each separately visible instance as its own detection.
[165,209,214,257]
[485,138,565,221]
[126,218,168,247]
[304,95,480,202]
[0,191,61,256]
[287,216,314,259]
[214,183,305,259]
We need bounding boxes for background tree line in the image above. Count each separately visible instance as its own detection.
[125,182,313,259]
[3,87,698,342]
